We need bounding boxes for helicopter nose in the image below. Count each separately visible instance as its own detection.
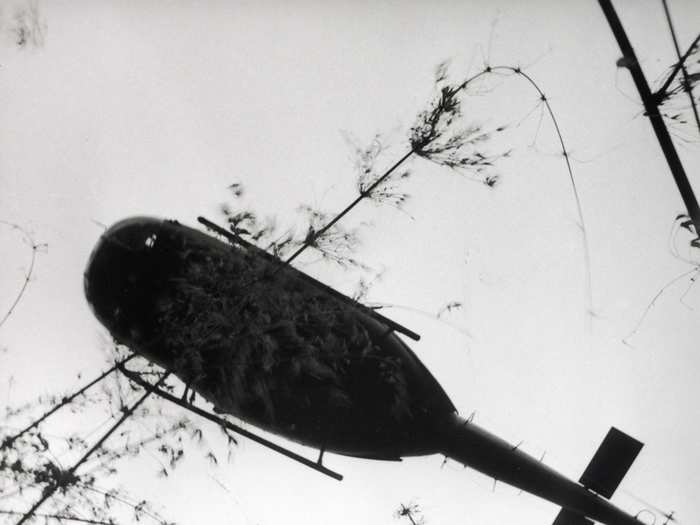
[84,217,164,345]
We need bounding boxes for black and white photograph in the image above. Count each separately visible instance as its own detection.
[1,1,699,524]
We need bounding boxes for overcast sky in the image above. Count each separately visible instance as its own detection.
[1,1,700,524]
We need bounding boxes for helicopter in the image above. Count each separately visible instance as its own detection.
[84,216,647,525]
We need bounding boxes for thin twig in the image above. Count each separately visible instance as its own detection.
[282,68,493,269]
[661,0,700,137]
[623,267,699,344]
[283,149,415,266]
[654,32,700,103]
[75,483,168,524]
[0,221,45,330]
[489,66,594,322]
[0,509,112,524]
[15,372,169,525]
[2,355,135,450]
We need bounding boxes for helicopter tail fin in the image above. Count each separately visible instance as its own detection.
[551,427,643,525]
[578,427,643,499]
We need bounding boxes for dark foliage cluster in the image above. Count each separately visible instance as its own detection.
[0,345,241,524]
[659,56,700,103]
[1,396,166,523]
[345,133,411,209]
[409,64,509,187]
[657,75,700,131]
[220,201,367,270]
[296,205,368,270]
[155,243,412,427]
[395,502,426,525]
[654,36,700,139]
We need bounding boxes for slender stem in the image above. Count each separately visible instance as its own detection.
[623,267,698,344]
[283,149,415,266]
[489,65,594,319]
[2,355,135,450]
[74,483,166,524]
[654,32,700,102]
[599,0,700,237]
[398,505,418,525]
[15,372,168,525]
[0,509,112,524]
[661,0,700,136]
[270,68,491,271]
[0,222,42,330]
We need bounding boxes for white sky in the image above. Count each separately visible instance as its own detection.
[1,1,699,524]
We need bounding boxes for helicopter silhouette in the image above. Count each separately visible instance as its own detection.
[85,216,649,525]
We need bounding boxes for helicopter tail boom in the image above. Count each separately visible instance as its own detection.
[438,414,643,525]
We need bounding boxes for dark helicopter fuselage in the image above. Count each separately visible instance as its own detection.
[84,217,644,525]
[84,217,455,460]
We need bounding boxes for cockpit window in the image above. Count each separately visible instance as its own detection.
[100,218,162,254]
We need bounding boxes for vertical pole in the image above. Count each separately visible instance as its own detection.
[598,0,700,237]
